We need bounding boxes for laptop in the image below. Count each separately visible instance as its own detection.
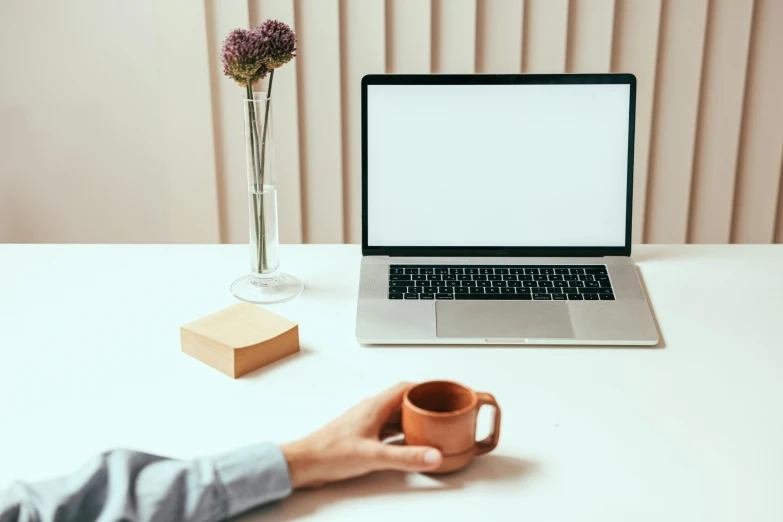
[355,73,658,346]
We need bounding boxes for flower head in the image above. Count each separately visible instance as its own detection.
[254,19,296,69]
[220,28,268,87]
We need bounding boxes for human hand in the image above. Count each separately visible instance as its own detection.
[280,382,443,489]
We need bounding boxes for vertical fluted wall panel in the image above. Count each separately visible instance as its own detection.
[523,0,569,73]
[251,0,304,244]
[732,0,783,244]
[206,0,251,244]
[475,0,523,74]
[432,0,477,74]
[386,0,432,74]
[688,0,754,244]
[293,0,344,243]
[340,0,386,243]
[567,0,614,73]
[611,0,662,244]
[195,0,783,246]
[645,0,708,243]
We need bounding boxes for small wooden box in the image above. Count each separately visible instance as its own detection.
[180,302,299,378]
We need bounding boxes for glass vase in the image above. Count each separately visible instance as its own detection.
[231,92,304,304]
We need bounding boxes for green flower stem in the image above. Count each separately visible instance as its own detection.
[245,82,265,273]
[259,70,273,188]
[257,69,274,273]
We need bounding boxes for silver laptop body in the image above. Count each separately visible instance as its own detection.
[355,74,658,346]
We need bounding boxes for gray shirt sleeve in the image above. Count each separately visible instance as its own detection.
[0,442,292,522]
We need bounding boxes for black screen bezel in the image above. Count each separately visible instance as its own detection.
[361,73,636,258]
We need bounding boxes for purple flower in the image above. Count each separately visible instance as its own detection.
[220,28,268,87]
[254,20,296,69]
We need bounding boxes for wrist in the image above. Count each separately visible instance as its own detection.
[281,439,322,489]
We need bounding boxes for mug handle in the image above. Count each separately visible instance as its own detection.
[474,392,501,456]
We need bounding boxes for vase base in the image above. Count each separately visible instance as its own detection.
[231,273,304,304]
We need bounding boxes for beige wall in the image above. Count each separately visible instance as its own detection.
[0,0,220,243]
[1,0,781,245]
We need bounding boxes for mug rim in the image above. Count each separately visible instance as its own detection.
[403,380,478,417]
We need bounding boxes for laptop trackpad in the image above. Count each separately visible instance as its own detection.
[436,301,575,339]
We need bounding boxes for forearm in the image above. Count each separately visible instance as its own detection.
[0,443,292,522]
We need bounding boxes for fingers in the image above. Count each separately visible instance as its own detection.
[378,408,402,439]
[385,408,402,425]
[378,418,402,440]
[365,382,414,429]
[367,443,443,472]
[371,382,413,409]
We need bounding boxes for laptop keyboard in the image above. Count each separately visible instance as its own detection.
[388,265,613,301]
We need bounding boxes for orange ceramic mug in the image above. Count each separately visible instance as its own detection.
[402,380,501,473]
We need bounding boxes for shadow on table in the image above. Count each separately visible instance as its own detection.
[296,282,355,300]
[636,266,666,350]
[235,455,537,522]
[240,346,315,380]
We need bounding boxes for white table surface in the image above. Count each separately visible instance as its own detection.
[1,244,782,521]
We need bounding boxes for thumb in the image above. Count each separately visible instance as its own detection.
[371,443,443,472]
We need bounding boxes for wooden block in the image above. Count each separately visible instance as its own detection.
[180,302,299,378]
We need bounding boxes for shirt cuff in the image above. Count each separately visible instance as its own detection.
[212,442,292,518]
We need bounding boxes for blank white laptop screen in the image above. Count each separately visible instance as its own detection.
[367,83,631,247]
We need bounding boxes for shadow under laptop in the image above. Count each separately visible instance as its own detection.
[635,266,666,349]
[236,455,538,522]
[370,338,664,350]
[371,343,661,351]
